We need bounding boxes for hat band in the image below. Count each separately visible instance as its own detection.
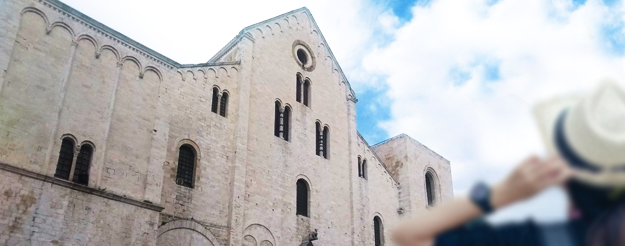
[555,111,625,173]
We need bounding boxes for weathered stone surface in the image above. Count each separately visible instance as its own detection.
[0,0,453,245]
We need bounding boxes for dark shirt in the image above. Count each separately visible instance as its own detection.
[435,219,586,246]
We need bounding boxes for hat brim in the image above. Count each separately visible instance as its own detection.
[533,95,580,156]
[534,94,625,187]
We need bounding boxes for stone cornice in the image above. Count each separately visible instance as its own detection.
[0,162,164,212]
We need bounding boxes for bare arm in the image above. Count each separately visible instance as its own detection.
[392,155,573,246]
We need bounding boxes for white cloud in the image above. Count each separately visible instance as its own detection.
[365,0,625,222]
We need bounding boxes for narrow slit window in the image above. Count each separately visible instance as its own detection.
[303,80,310,106]
[322,126,329,159]
[296,75,302,103]
[362,160,367,179]
[211,88,219,113]
[358,156,362,177]
[374,216,384,246]
[54,138,75,180]
[426,172,436,206]
[219,92,228,117]
[72,144,92,185]
[296,179,309,217]
[315,122,321,156]
[283,106,291,141]
[176,145,196,188]
[274,101,281,138]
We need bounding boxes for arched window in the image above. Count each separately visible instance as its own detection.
[219,92,229,117]
[303,79,310,106]
[426,171,437,206]
[296,179,309,217]
[72,144,92,185]
[322,126,329,159]
[283,106,291,141]
[176,144,196,188]
[274,101,290,141]
[315,122,321,156]
[357,156,362,177]
[362,159,367,179]
[54,137,75,180]
[374,216,384,246]
[296,74,303,103]
[211,87,219,113]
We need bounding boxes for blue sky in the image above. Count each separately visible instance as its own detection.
[60,0,625,223]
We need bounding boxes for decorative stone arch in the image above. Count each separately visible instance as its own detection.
[290,14,300,26]
[21,7,49,27]
[218,67,229,78]
[120,55,142,72]
[76,34,98,49]
[185,70,196,81]
[206,68,218,79]
[177,70,185,81]
[177,139,201,161]
[423,166,441,207]
[47,21,75,37]
[255,27,264,39]
[295,174,313,191]
[143,66,163,82]
[196,69,206,79]
[60,133,78,147]
[265,24,274,36]
[242,223,276,246]
[97,45,119,60]
[157,219,221,246]
[273,22,283,33]
[78,140,96,152]
[229,66,239,75]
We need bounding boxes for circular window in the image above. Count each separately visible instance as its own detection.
[292,40,316,72]
[297,49,308,65]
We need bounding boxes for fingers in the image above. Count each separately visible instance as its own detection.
[536,155,572,186]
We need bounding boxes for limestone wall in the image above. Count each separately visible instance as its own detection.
[0,0,454,245]
[373,134,453,216]
[0,166,161,245]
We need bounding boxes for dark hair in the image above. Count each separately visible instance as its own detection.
[566,180,625,246]
[587,200,625,246]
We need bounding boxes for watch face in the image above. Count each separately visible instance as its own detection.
[473,184,488,199]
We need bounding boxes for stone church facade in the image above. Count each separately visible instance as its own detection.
[0,0,453,245]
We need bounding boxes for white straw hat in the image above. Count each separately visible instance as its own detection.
[534,79,625,187]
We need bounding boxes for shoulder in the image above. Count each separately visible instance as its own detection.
[538,221,581,246]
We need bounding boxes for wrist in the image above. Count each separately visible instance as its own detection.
[490,182,516,209]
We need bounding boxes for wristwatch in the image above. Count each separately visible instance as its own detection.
[469,182,494,214]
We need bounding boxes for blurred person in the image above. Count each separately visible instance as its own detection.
[391,80,625,246]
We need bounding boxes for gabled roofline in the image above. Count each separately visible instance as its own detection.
[208,7,358,102]
[357,132,399,185]
[372,133,450,164]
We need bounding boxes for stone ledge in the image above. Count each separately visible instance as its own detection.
[0,162,164,212]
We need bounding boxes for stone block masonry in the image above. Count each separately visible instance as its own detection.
[0,0,453,245]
